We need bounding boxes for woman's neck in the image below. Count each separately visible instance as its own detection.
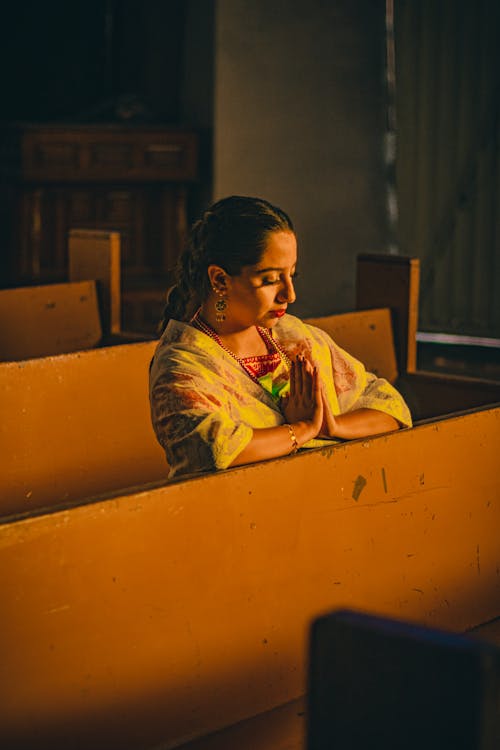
[197,307,268,358]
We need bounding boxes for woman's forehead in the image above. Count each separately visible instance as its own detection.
[255,231,297,270]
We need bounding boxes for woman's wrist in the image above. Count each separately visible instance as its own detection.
[284,423,299,453]
[291,420,319,447]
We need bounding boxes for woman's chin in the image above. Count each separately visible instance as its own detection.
[266,311,287,325]
[261,315,279,327]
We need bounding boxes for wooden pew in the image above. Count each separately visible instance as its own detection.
[0,308,404,520]
[0,340,163,518]
[355,253,420,374]
[1,408,499,749]
[0,229,152,362]
[68,228,122,338]
[354,254,500,420]
[0,254,418,520]
[1,254,499,748]
[1,252,499,517]
[0,279,104,361]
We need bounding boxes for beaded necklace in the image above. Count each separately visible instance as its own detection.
[191,309,291,388]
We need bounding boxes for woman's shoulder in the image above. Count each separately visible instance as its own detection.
[150,319,221,379]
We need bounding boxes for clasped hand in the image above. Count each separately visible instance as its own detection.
[280,356,399,442]
[280,355,327,437]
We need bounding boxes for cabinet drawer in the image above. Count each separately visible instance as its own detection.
[15,127,198,182]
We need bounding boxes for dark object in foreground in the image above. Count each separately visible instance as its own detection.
[308,609,500,750]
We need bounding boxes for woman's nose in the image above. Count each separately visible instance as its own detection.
[277,277,296,304]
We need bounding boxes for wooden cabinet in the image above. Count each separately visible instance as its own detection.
[0,123,199,331]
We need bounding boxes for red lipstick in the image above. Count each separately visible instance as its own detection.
[269,309,286,318]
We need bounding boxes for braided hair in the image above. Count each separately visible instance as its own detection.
[159,196,294,333]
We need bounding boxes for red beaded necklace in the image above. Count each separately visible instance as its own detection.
[191,309,291,387]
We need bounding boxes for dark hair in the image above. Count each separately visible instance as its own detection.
[159,195,294,332]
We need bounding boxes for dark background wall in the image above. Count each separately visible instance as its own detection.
[394,0,500,338]
[1,0,498,335]
[0,0,389,320]
[0,1,186,123]
[213,0,388,318]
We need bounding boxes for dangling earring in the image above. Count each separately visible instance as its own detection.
[214,293,228,322]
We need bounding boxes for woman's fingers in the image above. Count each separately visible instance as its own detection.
[290,355,318,403]
[305,363,314,401]
[303,356,314,375]
[289,359,296,397]
[301,355,315,391]
[295,355,304,394]
[284,358,324,437]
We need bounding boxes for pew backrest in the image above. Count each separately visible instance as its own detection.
[68,228,121,337]
[356,254,420,374]
[305,308,398,383]
[0,280,102,361]
[0,340,165,518]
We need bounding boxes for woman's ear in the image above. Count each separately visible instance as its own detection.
[207,265,230,294]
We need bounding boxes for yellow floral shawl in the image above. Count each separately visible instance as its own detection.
[149,314,412,479]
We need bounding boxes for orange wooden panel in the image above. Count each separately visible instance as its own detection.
[356,254,420,374]
[0,341,165,518]
[0,280,102,361]
[1,408,498,749]
[69,229,121,335]
[305,308,398,383]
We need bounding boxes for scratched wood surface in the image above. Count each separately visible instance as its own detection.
[1,407,499,749]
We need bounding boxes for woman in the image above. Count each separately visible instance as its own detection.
[149,196,412,479]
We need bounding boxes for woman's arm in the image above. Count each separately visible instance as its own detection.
[229,420,317,467]
[320,399,399,439]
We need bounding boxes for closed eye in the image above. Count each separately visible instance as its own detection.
[261,271,299,286]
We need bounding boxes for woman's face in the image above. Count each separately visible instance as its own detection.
[223,230,298,330]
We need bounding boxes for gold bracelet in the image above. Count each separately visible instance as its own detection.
[285,423,299,454]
